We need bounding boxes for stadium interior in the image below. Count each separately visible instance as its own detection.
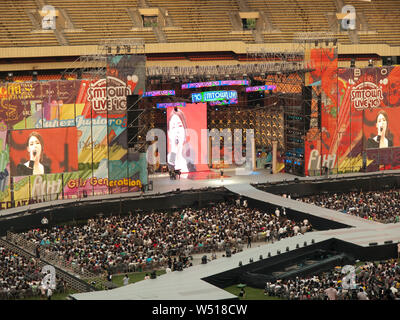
[0,0,399,302]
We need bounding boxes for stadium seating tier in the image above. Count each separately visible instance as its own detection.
[0,1,399,47]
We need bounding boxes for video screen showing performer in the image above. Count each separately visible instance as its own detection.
[10,127,79,176]
[166,103,207,173]
[167,107,196,172]
[366,110,393,149]
[16,131,51,176]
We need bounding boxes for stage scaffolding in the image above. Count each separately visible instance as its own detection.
[61,38,149,153]
[61,38,145,80]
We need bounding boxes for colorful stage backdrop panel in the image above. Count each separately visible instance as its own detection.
[305,63,400,176]
[305,48,338,176]
[0,128,11,209]
[106,54,146,193]
[0,56,148,210]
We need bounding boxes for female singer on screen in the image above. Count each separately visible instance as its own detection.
[16,132,51,176]
[366,110,393,149]
[167,107,196,172]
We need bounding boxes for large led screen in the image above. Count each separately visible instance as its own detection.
[167,103,207,172]
[9,127,79,176]
[363,107,400,149]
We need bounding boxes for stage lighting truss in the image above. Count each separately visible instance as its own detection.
[98,38,145,55]
[61,38,145,80]
[293,32,338,46]
[146,59,313,83]
[207,106,284,150]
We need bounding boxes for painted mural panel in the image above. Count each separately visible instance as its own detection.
[0,56,147,210]
[305,62,400,175]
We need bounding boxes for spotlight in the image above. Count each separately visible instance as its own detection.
[387,57,392,66]
[267,252,271,257]
[277,250,281,255]
[238,261,243,267]
[249,258,254,263]
[304,241,307,247]
[259,255,263,260]
[286,246,289,252]
[368,59,373,67]
[296,244,300,249]
[311,239,315,244]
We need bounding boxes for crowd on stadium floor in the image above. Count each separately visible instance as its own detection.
[19,202,312,275]
[0,247,67,300]
[298,190,400,223]
[265,259,400,300]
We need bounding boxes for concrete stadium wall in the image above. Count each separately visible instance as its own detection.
[1,42,399,72]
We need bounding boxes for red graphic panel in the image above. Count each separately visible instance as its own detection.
[9,127,79,176]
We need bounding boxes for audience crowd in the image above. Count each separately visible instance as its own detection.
[299,189,400,224]
[265,259,400,300]
[0,246,67,300]
[3,197,399,301]
[19,202,312,275]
